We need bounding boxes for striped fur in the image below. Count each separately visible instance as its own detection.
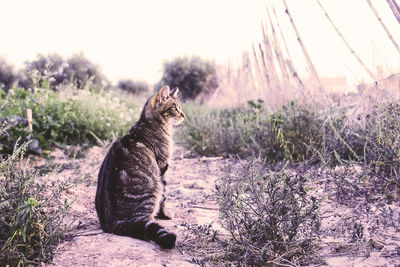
[95,86,185,249]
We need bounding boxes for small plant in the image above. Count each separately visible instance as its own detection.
[0,137,75,265]
[178,222,225,265]
[216,159,321,265]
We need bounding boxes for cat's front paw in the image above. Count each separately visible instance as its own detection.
[156,209,174,220]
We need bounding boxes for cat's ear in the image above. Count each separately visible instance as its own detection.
[158,86,170,102]
[170,87,179,98]
[151,86,170,108]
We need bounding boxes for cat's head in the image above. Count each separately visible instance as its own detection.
[141,85,185,126]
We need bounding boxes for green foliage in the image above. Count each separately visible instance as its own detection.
[178,100,400,196]
[216,160,321,265]
[117,79,149,95]
[155,56,218,101]
[177,101,333,162]
[0,139,74,265]
[352,103,400,195]
[0,86,140,155]
[176,101,273,157]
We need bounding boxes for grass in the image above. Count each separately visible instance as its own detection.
[0,86,143,155]
[177,100,339,162]
[177,99,400,197]
[0,138,75,266]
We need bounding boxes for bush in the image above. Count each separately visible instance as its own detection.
[155,56,218,101]
[176,101,273,157]
[0,58,18,92]
[0,86,140,155]
[353,102,400,196]
[0,138,74,265]
[177,101,338,162]
[117,79,149,95]
[57,54,108,90]
[21,54,65,90]
[216,160,321,265]
[18,54,108,91]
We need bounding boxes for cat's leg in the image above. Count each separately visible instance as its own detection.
[110,219,176,249]
[156,177,174,220]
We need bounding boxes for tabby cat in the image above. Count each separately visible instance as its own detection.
[95,86,185,249]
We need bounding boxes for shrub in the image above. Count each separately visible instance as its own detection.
[0,138,74,265]
[117,79,149,95]
[355,102,400,196]
[177,101,337,162]
[0,86,140,155]
[0,58,18,92]
[21,54,65,89]
[19,54,108,91]
[155,56,218,101]
[216,159,321,265]
[176,101,274,158]
[57,54,108,89]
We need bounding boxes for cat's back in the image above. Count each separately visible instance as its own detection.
[98,129,159,185]
[95,129,159,228]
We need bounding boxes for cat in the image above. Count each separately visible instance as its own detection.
[95,85,185,249]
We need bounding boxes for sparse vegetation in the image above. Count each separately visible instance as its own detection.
[217,160,321,265]
[0,136,75,266]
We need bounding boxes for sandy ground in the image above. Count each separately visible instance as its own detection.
[35,145,400,267]
[45,146,225,267]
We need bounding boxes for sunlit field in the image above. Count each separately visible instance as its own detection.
[1,1,400,266]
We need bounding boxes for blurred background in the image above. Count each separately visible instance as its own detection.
[0,0,399,104]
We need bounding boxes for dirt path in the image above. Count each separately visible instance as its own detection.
[39,145,400,267]
[47,146,227,267]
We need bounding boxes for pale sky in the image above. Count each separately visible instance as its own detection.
[0,0,399,88]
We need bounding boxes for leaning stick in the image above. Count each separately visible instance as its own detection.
[367,0,400,54]
[266,6,291,84]
[271,3,305,92]
[282,0,325,93]
[386,0,400,24]
[316,0,377,80]
[27,109,32,132]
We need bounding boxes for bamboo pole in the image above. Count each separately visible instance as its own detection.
[271,4,305,92]
[266,6,291,85]
[252,42,267,88]
[367,0,400,54]
[258,43,271,85]
[316,0,377,80]
[386,0,400,25]
[282,0,325,93]
[261,21,280,86]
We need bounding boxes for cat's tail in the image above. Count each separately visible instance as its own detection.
[112,220,176,249]
[145,221,176,249]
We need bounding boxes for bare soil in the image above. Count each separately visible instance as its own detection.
[35,145,400,267]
